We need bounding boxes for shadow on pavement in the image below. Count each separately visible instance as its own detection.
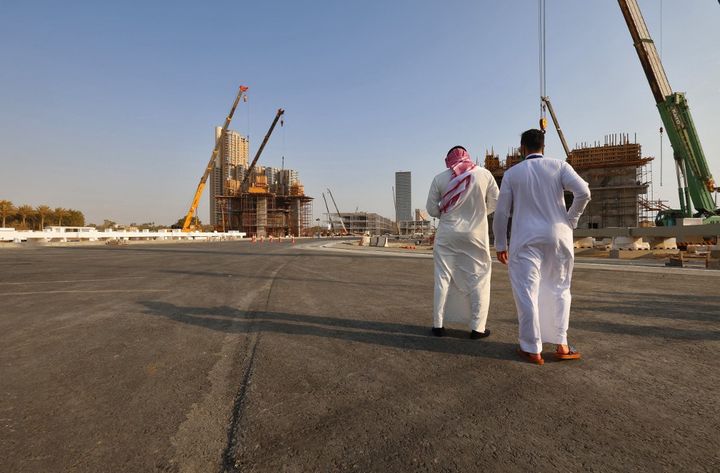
[576,291,720,323]
[158,269,428,290]
[139,301,518,362]
[573,320,720,341]
[58,245,417,261]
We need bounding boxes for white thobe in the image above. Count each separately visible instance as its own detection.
[426,167,499,331]
[492,155,591,353]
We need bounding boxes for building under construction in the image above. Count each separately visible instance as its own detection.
[485,134,659,228]
[215,166,313,237]
[325,212,395,235]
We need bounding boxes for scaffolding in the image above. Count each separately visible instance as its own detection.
[567,136,652,228]
[485,134,657,229]
[216,192,312,237]
[325,212,394,235]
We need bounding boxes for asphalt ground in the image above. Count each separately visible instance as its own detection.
[1,240,718,472]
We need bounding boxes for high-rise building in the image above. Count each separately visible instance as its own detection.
[210,127,249,225]
[395,171,412,222]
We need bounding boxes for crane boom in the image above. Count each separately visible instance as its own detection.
[540,96,571,159]
[240,109,285,188]
[321,193,334,232]
[619,0,718,221]
[182,85,248,232]
[326,188,347,234]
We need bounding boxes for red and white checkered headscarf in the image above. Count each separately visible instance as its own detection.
[440,147,476,213]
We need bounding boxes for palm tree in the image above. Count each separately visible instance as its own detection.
[36,205,51,230]
[17,204,35,229]
[54,207,67,226]
[0,200,14,228]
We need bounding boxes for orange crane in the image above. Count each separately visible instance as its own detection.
[182,85,248,232]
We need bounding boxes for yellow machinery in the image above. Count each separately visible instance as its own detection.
[181,85,248,232]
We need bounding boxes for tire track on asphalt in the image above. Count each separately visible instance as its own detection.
[220,255,299,473]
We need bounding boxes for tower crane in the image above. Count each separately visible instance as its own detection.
[182,86,248,231]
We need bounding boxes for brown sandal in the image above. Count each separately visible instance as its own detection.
[516,348,544,365]
[555,346,581,360]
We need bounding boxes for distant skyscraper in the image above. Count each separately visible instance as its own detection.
[395,171,412,222]
[210,127,249,226]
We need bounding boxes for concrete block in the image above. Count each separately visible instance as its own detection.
[679,218,704,226]
[594,238,612,250]
[573,237,594,249]
[360,235,370,246]
[378,236,389,247]
[612,236,649,251]
[650,237,678,250]
[370,236,379,247]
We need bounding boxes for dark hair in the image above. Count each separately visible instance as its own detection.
[520,129,544,152]
[447,145,467,155]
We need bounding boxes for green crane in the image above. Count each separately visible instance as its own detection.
[619,0,720,225]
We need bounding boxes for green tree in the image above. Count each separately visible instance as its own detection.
[173,216,201,229]
[0,200,14,228]
[16,205,35,229]
[99,219,116,230]
[36,205,51,230]
[54,207,67,226]
[65,209,85,227]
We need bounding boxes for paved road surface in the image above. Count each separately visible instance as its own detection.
[1,240,718,472]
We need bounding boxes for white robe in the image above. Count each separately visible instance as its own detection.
[492,155,591,353]
[426,166,499,331]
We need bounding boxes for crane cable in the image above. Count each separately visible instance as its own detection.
[281,110,286,171]
[659,0,664,187]
[538,0,548,132]
[246,90,251,161]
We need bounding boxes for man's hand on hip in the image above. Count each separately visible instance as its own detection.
[496,251,508,265]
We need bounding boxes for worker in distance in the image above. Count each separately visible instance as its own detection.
[493,129,591,365]
[426,146,499,339]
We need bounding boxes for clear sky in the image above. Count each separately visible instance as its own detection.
[1,0,719,225]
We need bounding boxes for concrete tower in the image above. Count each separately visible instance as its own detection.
[210,127,249,226]
[395,171,412,222]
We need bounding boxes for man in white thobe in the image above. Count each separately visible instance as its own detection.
[426,146,499,338]
[493,129,591,364]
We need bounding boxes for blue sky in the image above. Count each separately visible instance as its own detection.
[1,0,719,225]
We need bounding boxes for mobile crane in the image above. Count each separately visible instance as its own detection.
[182,86,248,232]
[321,193,335,233]
[239,108,285,189]
[619,0,720,225]
[326,188,348,235]
[540,96,571,159]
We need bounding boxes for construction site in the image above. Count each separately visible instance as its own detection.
[180,93,313,238]
[485,134,660,229]
[214,170,313,238]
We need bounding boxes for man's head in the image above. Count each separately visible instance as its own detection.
[447,145,467,156]
[445,145,470,169]
[520,129,545,157]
